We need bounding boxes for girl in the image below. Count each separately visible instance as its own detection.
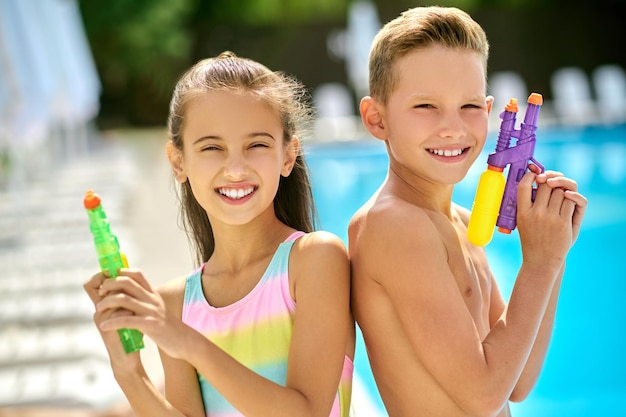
[84,51,355,417]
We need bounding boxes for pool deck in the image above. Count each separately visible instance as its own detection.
[0,128,191,416]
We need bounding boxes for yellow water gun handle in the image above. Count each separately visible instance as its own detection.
[467,166,506,246]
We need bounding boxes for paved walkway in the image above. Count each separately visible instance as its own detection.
[0,128,192,416]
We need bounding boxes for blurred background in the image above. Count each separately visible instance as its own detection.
[0,0,625,416]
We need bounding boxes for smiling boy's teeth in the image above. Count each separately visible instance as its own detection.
[219,187,254,199]
[430,148,463,157]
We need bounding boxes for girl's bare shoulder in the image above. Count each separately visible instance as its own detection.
[292,231,348,263]
[157,275,188,318]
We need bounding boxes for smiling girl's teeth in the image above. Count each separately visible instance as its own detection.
[219,187,254,199]
[429,148,464,157]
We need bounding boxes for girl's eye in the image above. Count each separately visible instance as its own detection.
[201,145,221,151]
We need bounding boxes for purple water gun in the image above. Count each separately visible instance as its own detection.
[467,93,545,246]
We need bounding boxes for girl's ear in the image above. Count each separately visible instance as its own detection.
[359,96,387,141]
[166,141,187,183]
[281,136,299,177]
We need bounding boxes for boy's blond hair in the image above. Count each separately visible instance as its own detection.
[368,6,489,103]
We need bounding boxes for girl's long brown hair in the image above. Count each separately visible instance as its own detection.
[167,51,318,265]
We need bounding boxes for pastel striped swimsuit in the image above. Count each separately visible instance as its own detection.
[182,232,353,417]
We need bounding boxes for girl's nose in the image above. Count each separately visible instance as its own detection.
[223,152,249,179]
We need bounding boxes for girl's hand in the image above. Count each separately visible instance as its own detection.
[83,272,142,370]
[91,269,191,361]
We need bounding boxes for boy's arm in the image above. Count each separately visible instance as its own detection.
[363,212,555,416]
[507,170,586,399]
[360,177,581,416]
[508,265,563,401]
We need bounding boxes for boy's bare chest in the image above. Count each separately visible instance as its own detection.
[443,221,492,331]
[450,246,491,331]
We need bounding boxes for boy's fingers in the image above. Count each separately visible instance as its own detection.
[546,176,578,193]
[560,198,576,219]
[563,190,587,207]
[536,170,564,184]
[517,171,537,211]
[527,163,542,175]
[547,187,565,211]
[565,191,588,227]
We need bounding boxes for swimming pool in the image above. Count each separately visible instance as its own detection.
[306,123,626,416]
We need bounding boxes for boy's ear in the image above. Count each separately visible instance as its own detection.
[486,95,494,114]
[359,96,387,140]
[166,141,187,183]
[281,136,299,177]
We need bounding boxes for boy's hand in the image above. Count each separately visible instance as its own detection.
[516,166,587,269]
[536,170,587,244]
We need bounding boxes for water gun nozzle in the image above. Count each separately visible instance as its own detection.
[505,98,519,113]
[527,93,543,105]
[83,189,101,209]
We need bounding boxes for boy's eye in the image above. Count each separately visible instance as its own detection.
[462,104,482,109]
[414,104,434,109]
[201,145,221,151]
[250,142,269,149]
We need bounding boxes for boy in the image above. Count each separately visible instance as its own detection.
[348,6,587,417]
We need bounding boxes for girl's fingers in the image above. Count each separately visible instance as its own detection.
[84,272,106,304]
[119,268,153,291]
[96,291,145,316]
[98,270,152,302]
[100,314,141,332]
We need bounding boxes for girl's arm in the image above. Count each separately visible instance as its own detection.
[83,273,205,417]
[95,231,353,417]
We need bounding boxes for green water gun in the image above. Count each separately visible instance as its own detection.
[84,189,144,353]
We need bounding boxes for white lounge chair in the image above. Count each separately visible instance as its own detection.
[551,66,597,126]
[592,64,626,125]
[312,82,359,141]
[487,71,529,130]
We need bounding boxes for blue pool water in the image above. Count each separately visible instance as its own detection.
[306,123,626,416]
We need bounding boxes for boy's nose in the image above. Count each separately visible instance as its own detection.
[439,111,465,139]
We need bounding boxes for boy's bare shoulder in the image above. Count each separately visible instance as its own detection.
[349,193,446,276]
[350,193,438,238]
[452,202,472,226]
